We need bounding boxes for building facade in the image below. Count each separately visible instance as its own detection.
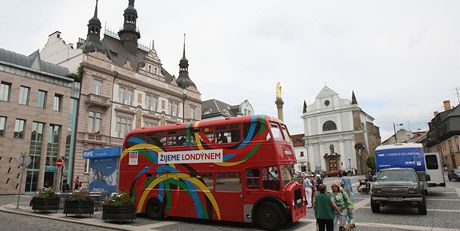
[40,0,202,188]
[301,86,381,174]
[201,99,253,120]
[291,134,309,173]
[426,100,460,169]
[0,48,78,194]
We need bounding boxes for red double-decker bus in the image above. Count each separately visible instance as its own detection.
[119,115,306,230]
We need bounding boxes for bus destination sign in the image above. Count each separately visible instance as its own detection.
[158,149,223,164]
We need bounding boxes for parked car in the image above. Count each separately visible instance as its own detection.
[371,168,427,215]
[447,169,460,181]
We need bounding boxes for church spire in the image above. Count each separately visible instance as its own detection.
[118,0,141,53]
[80,0,109,56]
[176,34,196,89]
[87,0,101,39]
[352,91,357,104]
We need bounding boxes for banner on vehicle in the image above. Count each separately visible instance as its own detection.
[158,149,223,164]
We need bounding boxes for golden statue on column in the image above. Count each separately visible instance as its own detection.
[275,82,284,121]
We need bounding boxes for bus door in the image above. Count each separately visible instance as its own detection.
[213,172,244,222]
[425,153,446,187]
[243,166,280,223]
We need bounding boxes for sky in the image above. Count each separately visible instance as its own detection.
[1,0,460,141]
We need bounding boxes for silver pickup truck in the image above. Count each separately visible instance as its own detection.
[370,168,427,215]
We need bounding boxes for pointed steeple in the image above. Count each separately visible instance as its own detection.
[80,0,109,57]
[87,0,101,39]
[303,100,307,113]
[118,0,141,53]
[176,34,196,89]
[352,91,357,104]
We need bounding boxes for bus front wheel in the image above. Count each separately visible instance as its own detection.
[255,201,286,230]
[145,198,164,220]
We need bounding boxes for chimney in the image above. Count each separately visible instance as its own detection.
[443,100,451,111]
[433,111,438,117]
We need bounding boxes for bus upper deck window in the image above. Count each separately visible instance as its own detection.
[281,125,292,142]
[270,123,283,141]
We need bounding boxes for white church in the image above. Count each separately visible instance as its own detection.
[301,86,381,174]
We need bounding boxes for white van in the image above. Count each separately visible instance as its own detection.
[425,152,446,187]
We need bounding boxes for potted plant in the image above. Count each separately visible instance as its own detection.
[63,191,94,217]
[30,187,60,213]
[102,192,136,223]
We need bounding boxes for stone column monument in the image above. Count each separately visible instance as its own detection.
[275,82,284,121]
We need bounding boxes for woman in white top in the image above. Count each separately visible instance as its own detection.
[303,176,313,208]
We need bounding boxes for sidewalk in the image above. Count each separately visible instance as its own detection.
[0,201,177,231]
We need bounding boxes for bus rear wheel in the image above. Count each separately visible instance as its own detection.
[145,197,164,220]
[255,201,286,230]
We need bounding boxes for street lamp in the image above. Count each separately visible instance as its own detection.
[182,92,187,123]
[393,122,403,143]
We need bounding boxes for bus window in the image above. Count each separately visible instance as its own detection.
[202,127,215,143]
[199,173,214,190]
[425,155,439,169]
[215,173,241,192]
[216,124,241,143]
[270,123,283,141]
[146,131,167,148]
[246,168,260,189]
[262,166,280,191]
[281,124,291,142]
[280,165,294,186]
[167,130,186,146]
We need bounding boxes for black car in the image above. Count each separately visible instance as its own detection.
[447,169,460,181]
[371,168,427,215]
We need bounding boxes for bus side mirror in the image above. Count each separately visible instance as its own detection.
[425,174,431,181]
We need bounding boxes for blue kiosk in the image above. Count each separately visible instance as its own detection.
[82,147,121,195]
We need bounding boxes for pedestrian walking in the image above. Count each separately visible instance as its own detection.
[74,176,81,191]
[340,172,354,201]
[316,175,323,191]
[303,176,313,208]
[314,184,339,231]
[331,183,354,231]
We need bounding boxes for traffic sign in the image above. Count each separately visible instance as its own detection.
[56,158,63,168]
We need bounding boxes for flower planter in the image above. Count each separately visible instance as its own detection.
[63,200,94,217]
[31,197,60,213]
[102,204,136,223]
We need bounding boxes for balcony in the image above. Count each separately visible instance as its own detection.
[80,132,108,145]
[85,94,111,110]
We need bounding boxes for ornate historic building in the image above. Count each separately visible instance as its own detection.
[426,100,460,169]
[0,48,79,194]
[301,86,381,174]
[201,99,253,120]
[40,0,202,188]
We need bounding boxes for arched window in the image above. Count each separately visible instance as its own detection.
[323,120,337,131]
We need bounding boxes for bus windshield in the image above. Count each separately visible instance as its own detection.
[281,165,294,186]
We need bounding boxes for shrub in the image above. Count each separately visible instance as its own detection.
[36,187,58,199]
[66,191,92,202]
[105,192,133,206]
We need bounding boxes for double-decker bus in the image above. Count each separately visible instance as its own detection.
[119,115,306,230]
